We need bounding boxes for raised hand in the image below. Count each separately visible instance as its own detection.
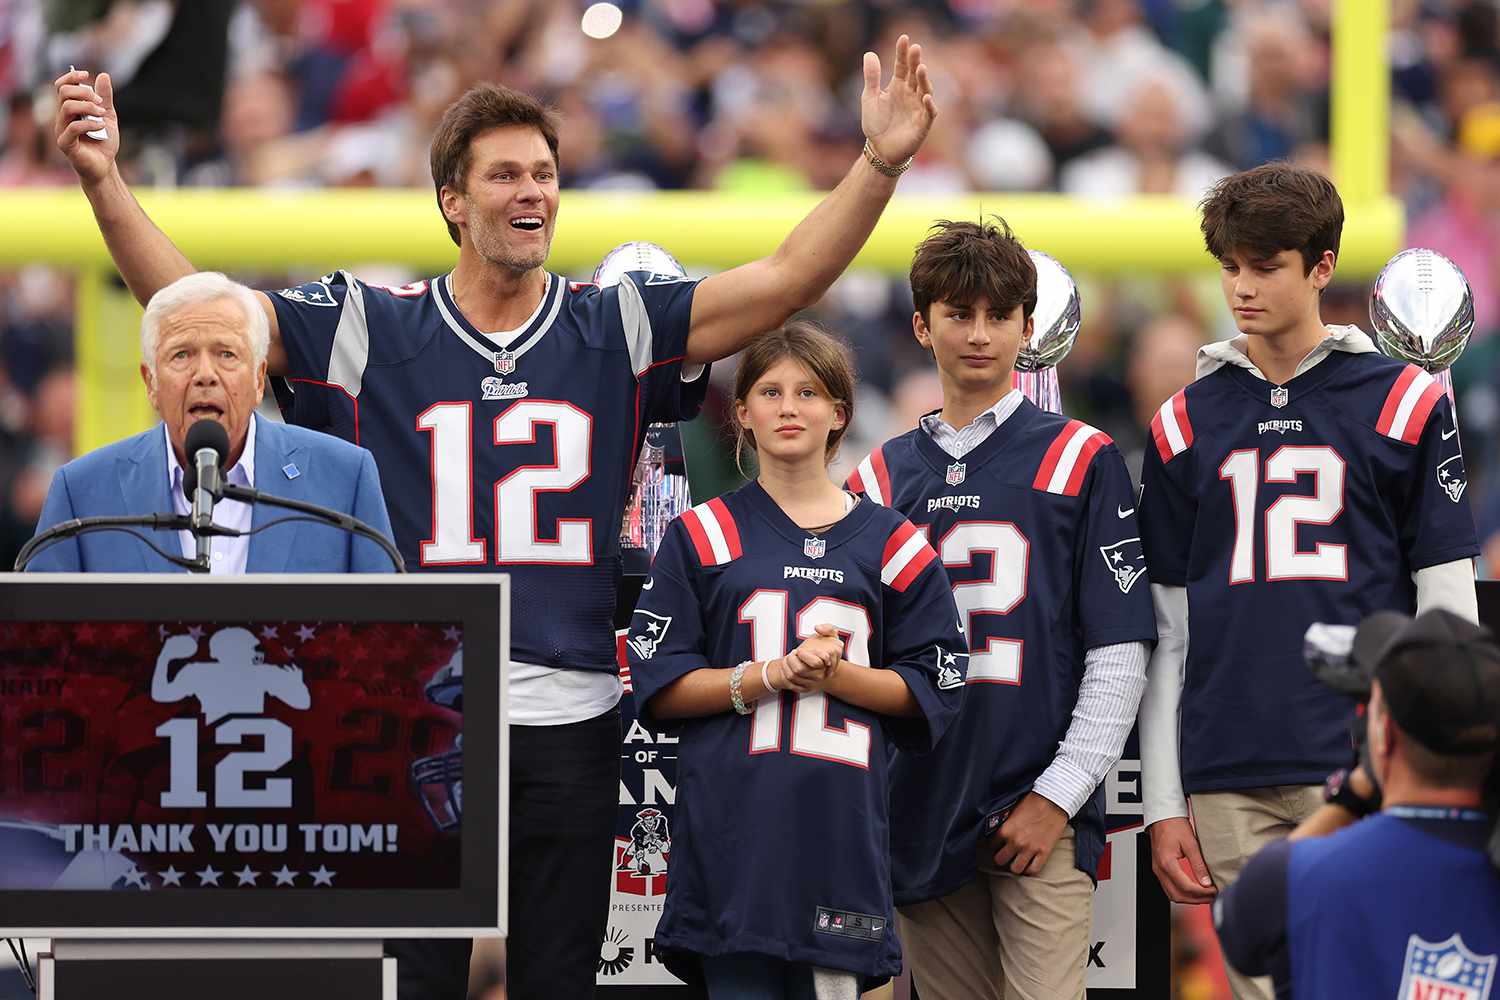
[54,68,119,185]
[160,634,198,660]
[860,34,938,168]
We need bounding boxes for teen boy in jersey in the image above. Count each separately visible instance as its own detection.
[846,219,1156,1000]
[1137,163,1480,1000]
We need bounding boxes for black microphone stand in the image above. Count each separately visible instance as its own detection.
[219,483,406,573]
[13,514,237,573]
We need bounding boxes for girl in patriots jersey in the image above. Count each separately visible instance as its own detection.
[627,322,967,998]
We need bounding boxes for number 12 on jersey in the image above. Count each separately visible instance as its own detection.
[418,400,594,566]
[1219,446,1347,583]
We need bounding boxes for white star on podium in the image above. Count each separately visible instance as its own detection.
[234,866,260,886]
[196,866,221,886]
[121,867,148,889]
[159,867,184,887]
[310,865,336,886]
[272,866,300,886]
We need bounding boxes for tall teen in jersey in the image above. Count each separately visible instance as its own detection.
[628,323,966,997]
[1137,164,1479,1000]
[847,220,1155,1000]
[55,46,939,1000]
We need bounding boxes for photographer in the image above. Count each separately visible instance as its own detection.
[1213,609,1500,998]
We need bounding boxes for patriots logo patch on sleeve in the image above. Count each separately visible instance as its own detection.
[1438,454,1468,503]
[275,283,338,308]
[935,647,969,690]
[626,611,673,660]
[1099,538,1147,594]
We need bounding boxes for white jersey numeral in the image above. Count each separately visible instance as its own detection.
[936,522,1029,685]
[418,400,594,566]
[738,591,873,769]
[1219,445,1347,584]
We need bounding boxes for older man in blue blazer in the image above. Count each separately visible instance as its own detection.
[28,272,393,573]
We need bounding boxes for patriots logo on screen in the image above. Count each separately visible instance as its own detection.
[275,283,337,308]
[1270,385,1289,408]
[1099,538,1147,595]
[1438,455,1468,504]
[946,462,966,486]
[803,537,826,559]
[493,350,516,376]
[1397,933,1496,1000]
[626,612,673,660]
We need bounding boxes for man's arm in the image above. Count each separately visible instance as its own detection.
[1141,583,1218,903]
[682,36,937,365]
[54,68,288,372]
[1413,558,1478,621]
[151,635,199,702]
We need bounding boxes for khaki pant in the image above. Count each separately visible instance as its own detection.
[1190,785,1323,1000]
[898,826,1093,1000]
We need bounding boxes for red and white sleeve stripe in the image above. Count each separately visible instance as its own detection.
[847,446,892,506]
[1033,419,1112,497]
[679,497,743,566]
[1149,390,1193,464]
[615,629,633,693]
[1376,365,1445,445]
[881,520,937,592]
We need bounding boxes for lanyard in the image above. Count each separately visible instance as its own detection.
[1386,805,1490,823]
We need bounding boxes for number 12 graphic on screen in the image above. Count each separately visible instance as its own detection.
[418,400,594,566]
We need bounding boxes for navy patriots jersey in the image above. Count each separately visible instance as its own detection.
[1138,346,1479,793]
[270,270,708,672]
[846,399,1157,903]
[1215,810,1500,999]
[626,480,967,981]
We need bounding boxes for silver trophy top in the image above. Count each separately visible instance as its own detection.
[1016,250,1081,373]
[1369,248,1475,373]
[593,241,687,287]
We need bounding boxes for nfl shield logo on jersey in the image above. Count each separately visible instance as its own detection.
[946,462,966,486]
[626,611,672,660]
[1098,538,1147,594]
[804,537,826,559]
[1270,385,1289,408]
[1438,454,1468,503]
[1397,933,1496,1000]
[493,350,516,376]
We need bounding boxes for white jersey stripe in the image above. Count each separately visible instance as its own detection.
[1387,368,1437,442]
[694,502,733,565]
[880,531,928,587]
[1156,398,1187,456]
[327,270,370,397]
[856,455,885,505]
[1046,422,1100,494]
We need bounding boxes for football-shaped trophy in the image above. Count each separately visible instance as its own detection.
[1369,248,1474,374]
[594,243,695,570]
[1014,250,1082,413]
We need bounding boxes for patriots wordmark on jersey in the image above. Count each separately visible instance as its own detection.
[625,481,967,982]
[1138,349,1478,793]
[847,399,1158,904]
[270,270,708,671]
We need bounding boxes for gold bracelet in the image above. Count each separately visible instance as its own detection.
[863,139,913,177]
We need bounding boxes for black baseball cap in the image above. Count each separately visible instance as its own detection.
[1351,609,1500,755]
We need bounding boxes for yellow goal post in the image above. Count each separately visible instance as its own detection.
[0,0,1395,454]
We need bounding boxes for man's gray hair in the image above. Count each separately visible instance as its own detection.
[140,272,270,375]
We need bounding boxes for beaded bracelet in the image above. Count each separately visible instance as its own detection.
[730,661,753,715]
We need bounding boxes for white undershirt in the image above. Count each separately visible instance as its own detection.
[166,415,257,575]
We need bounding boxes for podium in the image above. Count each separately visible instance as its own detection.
[0,574,508,999]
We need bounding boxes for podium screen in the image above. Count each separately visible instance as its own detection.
[0,574,505,937]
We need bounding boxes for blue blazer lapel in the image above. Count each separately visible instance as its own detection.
[246,420,309,573]
[122,424,186,573]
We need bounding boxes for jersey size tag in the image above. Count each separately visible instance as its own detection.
[814,906,886,942]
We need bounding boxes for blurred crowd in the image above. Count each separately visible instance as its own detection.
[1,1,1499,995]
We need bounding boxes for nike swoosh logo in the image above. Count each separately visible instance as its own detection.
[641,577,654,590]
[1117,506,1135,519]
[1442,427,1459,441]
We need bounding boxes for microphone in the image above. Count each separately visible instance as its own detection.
[181,419,230,569]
